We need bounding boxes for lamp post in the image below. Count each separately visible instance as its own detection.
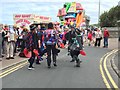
[117,1,120,42]
[98,0,101,28]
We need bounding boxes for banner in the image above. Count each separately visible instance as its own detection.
[13,14,34,19]
[13,14,34,28]
[67,2,76,13]
[34,15,51,23]
[14,14,52,28]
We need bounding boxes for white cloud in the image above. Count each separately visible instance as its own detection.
[1,0,119,25]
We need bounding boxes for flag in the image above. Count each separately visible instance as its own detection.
[76,12,84,28]
[80,50,86,56]
[23,48,32,58]
[33,49,39,56]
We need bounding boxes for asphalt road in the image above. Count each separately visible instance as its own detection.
[2,46,111,88]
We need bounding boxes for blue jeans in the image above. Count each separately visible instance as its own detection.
[104,37,108,47]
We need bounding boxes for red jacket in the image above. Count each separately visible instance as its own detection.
[104,29,109,37]
[88,33,92,41]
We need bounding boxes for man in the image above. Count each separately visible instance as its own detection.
[2,25,9,56]
[103,28,109,48]
[2,25,14,59]
[5,25,15,59]
[18,26,24,50]
[65,25,83,67]
[36,25,42,64]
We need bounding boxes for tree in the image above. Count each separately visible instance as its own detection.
[100,5,120,27]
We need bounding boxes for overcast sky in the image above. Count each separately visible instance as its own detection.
[0,0,119,25]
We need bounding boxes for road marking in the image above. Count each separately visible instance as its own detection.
[100,52,112,89]
[103,49,119,89]
[0,61,27,76]
[0,61,28,78]
[0,62,27,78]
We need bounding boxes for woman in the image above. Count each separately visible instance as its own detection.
[94,28,102,47]
[62,26,68,46]
[25,24,38,70]
[87,30,92,46]
[44,22,58,68]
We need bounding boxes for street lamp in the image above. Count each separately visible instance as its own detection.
[98,0,101,28]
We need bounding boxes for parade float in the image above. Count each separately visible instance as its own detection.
[57,2,90,28]
[13,14,51,28]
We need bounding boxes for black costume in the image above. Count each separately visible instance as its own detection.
[65,28,83,67]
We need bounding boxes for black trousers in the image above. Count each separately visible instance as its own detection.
[46,45,57,66]
[95,38,101,47]
[70,50,80,63]
[63,40,66,45]
[28,50,36,68]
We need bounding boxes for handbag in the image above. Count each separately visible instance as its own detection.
[100,37,102,40]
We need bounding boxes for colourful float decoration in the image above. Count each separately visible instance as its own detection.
[57,2,88,28]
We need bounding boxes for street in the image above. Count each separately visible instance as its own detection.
[2,46,113,88]
[0,0,119,89]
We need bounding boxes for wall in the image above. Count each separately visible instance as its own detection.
[101,27,119,38]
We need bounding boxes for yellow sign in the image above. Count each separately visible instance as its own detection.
[67,2,76,13]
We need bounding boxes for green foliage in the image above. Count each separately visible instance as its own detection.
[100,5,120,27]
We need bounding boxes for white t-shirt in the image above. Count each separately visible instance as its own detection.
[95,31,102,38]
[18,28,23,39]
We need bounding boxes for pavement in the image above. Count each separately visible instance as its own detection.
[0,54,28,71]
[101,38,119,50]
[111,49,120,78]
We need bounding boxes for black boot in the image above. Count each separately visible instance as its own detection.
[36,59,41,64]
[53,62,57,67]
[70,59,75,62]
[53,55,57,66]
[70,56,75,62]
[36,61,41,64]
[76,61,80,67]
[75,57,80,67]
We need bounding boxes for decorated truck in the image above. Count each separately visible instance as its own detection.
[57,2,90,28]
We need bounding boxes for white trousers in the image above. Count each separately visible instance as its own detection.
[6,41,15,58]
